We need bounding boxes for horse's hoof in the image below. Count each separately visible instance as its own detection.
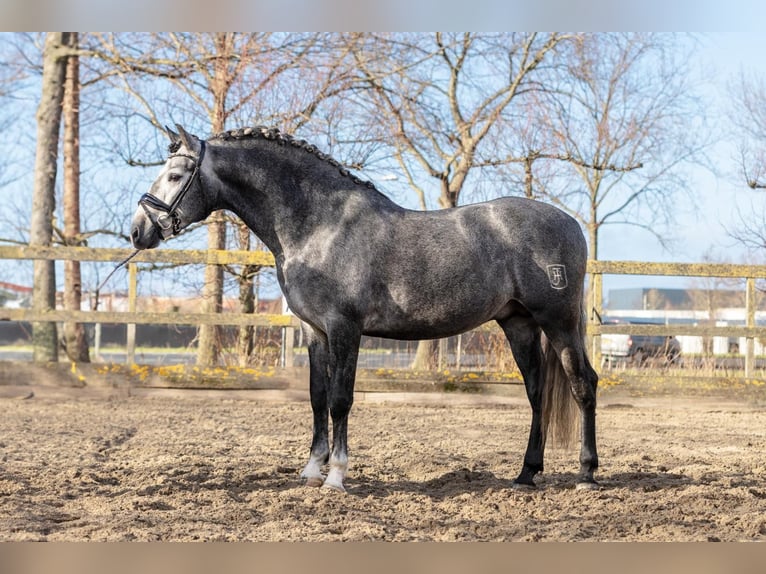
[320,481,346,493]
[512,481,537,491]
[575,481,601,491]
[303,476,325,488]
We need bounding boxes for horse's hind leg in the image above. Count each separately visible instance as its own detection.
[498,316,546,488]
[569,347,599,489]
[300,325,331,487]
[545,326,600,489]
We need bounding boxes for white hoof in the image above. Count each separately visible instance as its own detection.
[322,454,347,493]
[303,476,325,488]
[576,481,601,491]
[300,453,327,487]
[321,479,346,493]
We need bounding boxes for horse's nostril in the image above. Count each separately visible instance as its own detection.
[131,227,140,244]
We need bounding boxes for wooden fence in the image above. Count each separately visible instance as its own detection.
[3,245,766,380]
[0,245,300,365]
[587,260,766,378]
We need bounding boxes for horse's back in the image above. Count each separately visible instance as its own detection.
[386,196,587,284]
[476,197,585,252]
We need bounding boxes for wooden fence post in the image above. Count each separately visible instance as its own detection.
[590,270,603,368]
[746,277,755,379]
[280,326,295,368]
[126,262,137,365]
[94,323,102,361]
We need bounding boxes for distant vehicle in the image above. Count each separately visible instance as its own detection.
[600,320,681,366]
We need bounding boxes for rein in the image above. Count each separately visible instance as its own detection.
[138,140,206,240]
[91,248,140,311]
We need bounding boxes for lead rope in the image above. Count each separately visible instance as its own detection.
[92,249,140,311]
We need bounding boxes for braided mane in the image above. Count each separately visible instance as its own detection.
[210,126,376,190]
[167,139,182,154]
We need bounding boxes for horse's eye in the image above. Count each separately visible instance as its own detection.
[168,173,182,182]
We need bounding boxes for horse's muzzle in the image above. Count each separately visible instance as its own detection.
[130,222,161,250]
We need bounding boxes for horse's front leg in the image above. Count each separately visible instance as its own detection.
[300,327,331,487]
[322,321,362,492]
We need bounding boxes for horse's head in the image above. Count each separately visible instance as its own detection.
[130,124,210,249]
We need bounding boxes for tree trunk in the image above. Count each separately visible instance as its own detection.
[195,33,231,367]
[588,202,599,261]
[437,175,459,209]
[411,339,438,370]
[62,32,90,363]
[237,277,256,366]
[236,222,258,366]
[523,156,535,199]
[30,32,70,363]
[196,213,226,366]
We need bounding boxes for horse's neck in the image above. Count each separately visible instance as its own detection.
[219,184,287,258]
[212,143,389,258]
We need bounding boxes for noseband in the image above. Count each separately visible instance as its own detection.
[138,140,206,239]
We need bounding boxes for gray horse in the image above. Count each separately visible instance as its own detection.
[130,125,599,492]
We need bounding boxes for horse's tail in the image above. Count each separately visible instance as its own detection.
[540,313,587,449]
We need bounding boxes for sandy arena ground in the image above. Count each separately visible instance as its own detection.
[1,375,766,541]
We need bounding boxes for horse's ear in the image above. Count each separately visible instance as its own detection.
[165,125,181,144]
[175,124,201,154]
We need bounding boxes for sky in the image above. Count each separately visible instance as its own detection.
[595,32,766,299]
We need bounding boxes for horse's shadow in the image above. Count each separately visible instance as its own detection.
[349,468,518,500]
[148,463,757,500]
[343,468,736,498]
[344,469,597,499]
[152,465,515,499]
[604,469,763,492]
[136,463,301,500]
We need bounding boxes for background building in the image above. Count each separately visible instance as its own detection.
[605,287,766,355]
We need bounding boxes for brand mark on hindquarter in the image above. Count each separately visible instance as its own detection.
[546,264,568,289]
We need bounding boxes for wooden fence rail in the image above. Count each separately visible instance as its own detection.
[586,259,765,378]
[3,245,766,379]
[0,245,290,329]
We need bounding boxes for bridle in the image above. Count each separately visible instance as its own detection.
[138,139,206,240]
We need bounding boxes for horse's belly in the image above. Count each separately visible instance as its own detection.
[361,299,501,340]
[363,321,484,340]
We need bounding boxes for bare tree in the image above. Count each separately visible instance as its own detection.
[0,36,27,197]
[58,32,90,363]
[728,69,766,250]
[30,32,72,362]
[531,33,708,260]
[350,33,570,211]
[0,38,30,266]
[732,70,766,190]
